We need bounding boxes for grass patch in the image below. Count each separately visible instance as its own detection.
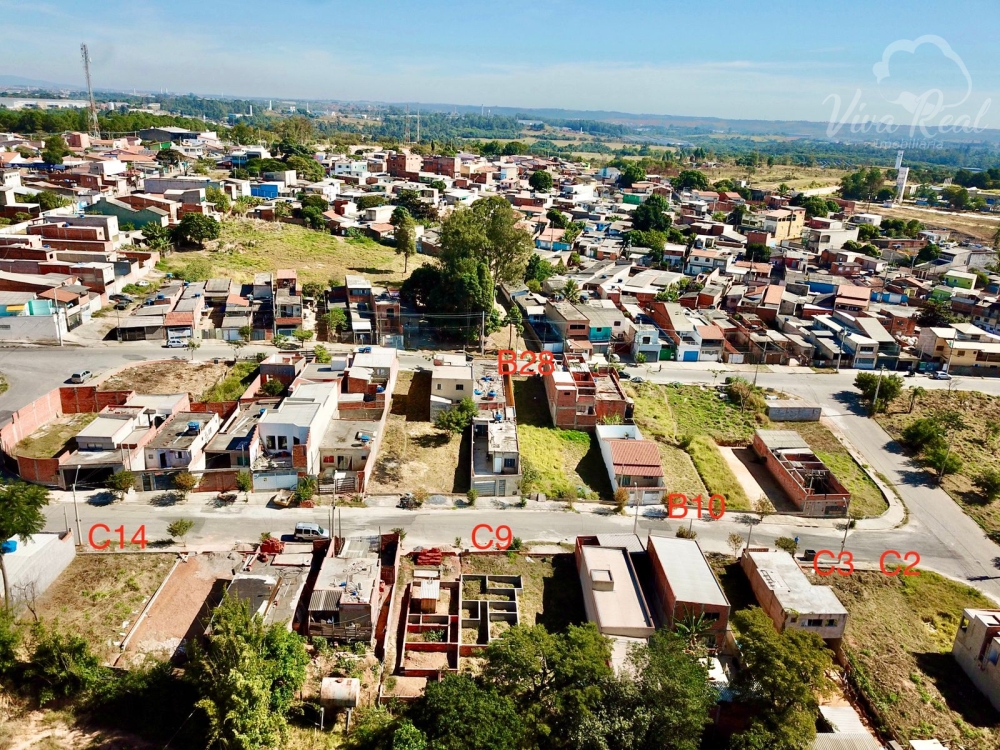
[663,384,763,444]
[630,384,705,496]
[518,425,609,500]
[200,361,259,402]
[683,435,749,510]
[512,377,552,427]
[157,218,427,285]
[0,372,7,395]
[829,570,999,748]
[461,552,585,632]
[15,412,97,458]
[30,553,176,662]
[877,389,1000,536]
[773,420,888,519]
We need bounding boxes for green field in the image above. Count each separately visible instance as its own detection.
[157,219,427,285]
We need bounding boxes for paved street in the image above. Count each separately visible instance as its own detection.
[4,344,999,599]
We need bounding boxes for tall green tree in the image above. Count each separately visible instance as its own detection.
[187,594,308,750]
[173,213,221,248]
[440,196,533,295]
[729,608,833,750]
[854,371,904,415]
[631,194,672,232]
[413,673,525,750]
[619,163,647,187]
[672,170,709,191]
[40,134,69,166]
[574,630,715,750]
[0,482,49,611]
[529,170,553,192]
[392,207,418,273]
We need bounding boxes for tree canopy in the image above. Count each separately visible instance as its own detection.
[173,213,220,247]
[673,170,710,191]
[529,170,553,192]
[631,194,672,232]
[0,482,50,610]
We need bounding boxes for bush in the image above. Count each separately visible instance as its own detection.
[434,397,478,433]
[260,378,286,397]
[676,525,697,539]
[613,487,629,514]
[774,536,798,555]
[466,488,478,507]
[901,417,944,451]
[975,468,1000,502]
[25,623,106,705]
[924,446,961,478]
[172,471,198,501]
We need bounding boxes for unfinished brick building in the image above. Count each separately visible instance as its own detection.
[751,429,849,517]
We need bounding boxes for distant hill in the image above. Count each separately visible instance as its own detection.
[0,75,75,89]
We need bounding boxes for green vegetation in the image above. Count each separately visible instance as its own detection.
[665,384,762,443]
[348,622,715,750]
[0,482,49,610]
[434,397,478,433]
[200,361,258,402]
[683,434,749,510]
[878,389,1000,536]
[854,371,904,415]
[830,570,998,748]
[518,425,606,500]
[14,412,97,459]
[158,219,423,285]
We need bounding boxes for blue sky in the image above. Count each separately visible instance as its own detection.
[2,0,998,125]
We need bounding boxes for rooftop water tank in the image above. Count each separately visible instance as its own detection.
[359,434,371,443]
[0,540,16,554]
[187,421,201,432]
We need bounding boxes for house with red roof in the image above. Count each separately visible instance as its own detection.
[596,424,665,505]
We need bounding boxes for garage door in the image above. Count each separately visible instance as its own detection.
[683,350,699,362]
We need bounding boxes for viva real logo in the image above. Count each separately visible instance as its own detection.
[824,35,990,140]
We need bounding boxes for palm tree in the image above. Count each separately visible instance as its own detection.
[674,604,715,653]
[908,386,926,414]
[561,279,580,303]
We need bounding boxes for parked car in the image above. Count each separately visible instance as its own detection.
[109,294,133,303]
[932,370,952,380]
[631,376,645,384]
[619,371,632,380]
[69,370,93,384]
[165,337,189,348]
[293,522,330,541]
[136,280,150,288]
[114,302,129,310]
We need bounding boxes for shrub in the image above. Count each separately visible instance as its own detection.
[901,417,944,451]
[774,536,798,555]
[676,525,697,540]
[260,378,286,397]
[25,623,105,705]
[975,468,1000,502]
[466,488,478,507]
[172,471,198,501]
[413,487,429,506]
[613,487,629,514]
[434,397,478,433]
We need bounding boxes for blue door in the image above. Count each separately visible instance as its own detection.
[683,350,698,362]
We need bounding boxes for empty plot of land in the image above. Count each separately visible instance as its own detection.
[122,551,239,665]
[720,446,796,512]
[369,416,465,494]
[30,553,176,663]
[99,360,230,398]
[15,412,96,458]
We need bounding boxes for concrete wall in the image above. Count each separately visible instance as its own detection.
[0,311,67,342]
[952,610,1000,712]
[2,531,76,610]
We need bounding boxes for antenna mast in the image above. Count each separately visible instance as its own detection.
[80,43,100,139]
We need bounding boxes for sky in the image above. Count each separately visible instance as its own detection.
[2,0,998,127]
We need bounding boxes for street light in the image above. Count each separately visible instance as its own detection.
[869,365,887,417]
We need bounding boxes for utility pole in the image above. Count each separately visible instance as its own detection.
[72,464,83,543]
[80,43,100,139]
[839,518,852,554]
[870,365,887,416]
[632,497,640,535]
[480,311,486,355]
[835,326,845,372]
[753,338,769,387]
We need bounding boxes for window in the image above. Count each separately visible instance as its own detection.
[620,476,631,486]
[503,457,516,469]
[641,337,651,345]
[806,619,822,627]
[436,384,442,390]
[825,619,837,627]
[266,436,276,450]
[277,436,288,451]
[456,384,464,391]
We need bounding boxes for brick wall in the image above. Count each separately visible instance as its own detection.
[59,387,135,415]
[188,401,238,422]
[0,389,63,453]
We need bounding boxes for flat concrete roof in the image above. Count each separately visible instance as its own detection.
[321,419,379,451]
[648,537,729,607]
[147,411,216,450]
[745,549,847,616]
[754,429,810,451]
[580,545,654,634]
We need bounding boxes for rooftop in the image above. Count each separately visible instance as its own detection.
[147,412,216,450]
[744,549,847,616]
[320,419,379,451]
[647,537,729,607]
[579,545,654,636]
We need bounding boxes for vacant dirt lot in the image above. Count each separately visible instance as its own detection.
[121,552,239,665]
[879,204,1000,243]
[369,370,466,494]
[99,360,229,399]
[30,553,176,663]
[15,412,96,458]
[877,388,1000,537]
[830,571,999,748]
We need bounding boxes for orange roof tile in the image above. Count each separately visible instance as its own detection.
[608,439,663,476]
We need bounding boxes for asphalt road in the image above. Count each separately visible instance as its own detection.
[6,343,1000,598]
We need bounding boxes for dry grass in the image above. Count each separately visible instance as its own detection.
[369,415,464,494]
[628,383,705,496]
[684,435,749,510]
[157,219,429,286]
[702,164,849,191]
[99,360,230,399]
[29,554,176,663]
[461,552,584,632]
[773,420,888,518]
[877,388,1000,536]
[829,571,999,748]
[15,413,96,459]
[878,204,1000,244]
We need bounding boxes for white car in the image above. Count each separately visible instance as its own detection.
[166,338,189,348]
[932,370,952,380]
[69,370,93,384]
